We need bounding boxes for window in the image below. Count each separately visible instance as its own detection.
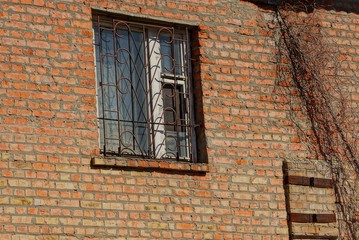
[93,14,197,162]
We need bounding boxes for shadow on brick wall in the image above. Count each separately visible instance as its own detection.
[246,0,359,14]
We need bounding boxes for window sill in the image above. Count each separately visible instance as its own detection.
[91,156,210,173]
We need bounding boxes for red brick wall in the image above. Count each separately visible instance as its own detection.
[0,0,358,239]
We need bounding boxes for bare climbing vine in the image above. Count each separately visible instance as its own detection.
[275,0,358,239]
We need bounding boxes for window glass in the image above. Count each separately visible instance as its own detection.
[160,35,184,76]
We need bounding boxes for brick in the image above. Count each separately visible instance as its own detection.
[36,217,59,225]
[1,152,11,160]
[148,222,168,229]
[0,197,9,204]
[232,175,250,183]
[12,216,33,224]
[103,203,123,210]
[10,197,32,205]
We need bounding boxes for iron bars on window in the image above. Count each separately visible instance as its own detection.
[93,15,196,162]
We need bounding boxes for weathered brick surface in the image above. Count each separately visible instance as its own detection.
[0,0,358,239]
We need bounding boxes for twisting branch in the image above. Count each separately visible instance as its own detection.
[275,1,358,239]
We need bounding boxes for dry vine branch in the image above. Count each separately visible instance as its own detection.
[274,1,359,239]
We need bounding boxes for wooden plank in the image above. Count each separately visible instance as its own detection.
[285,176,333,188]
[292,235,337,239]
[289,213,336,223]
[290,213,312,223]
[313,178,334,188]
[316,214,337,223]
[286,176,310,186]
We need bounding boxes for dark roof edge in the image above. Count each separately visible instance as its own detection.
[245,0,283,5]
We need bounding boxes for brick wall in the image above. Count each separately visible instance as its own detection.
[0,0,358,239]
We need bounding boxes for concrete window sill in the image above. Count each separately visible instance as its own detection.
[91,156,210,173]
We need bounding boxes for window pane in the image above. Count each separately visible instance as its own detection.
[116,28,148,155]
[160,34,184,76]
[160,35,173,74]
[100,29,113,54]
[165,131,187,158]
[174,38,184,76]
[163,84,176,131]
[162,84,187,158]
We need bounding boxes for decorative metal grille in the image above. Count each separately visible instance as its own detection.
[93,15,196,161]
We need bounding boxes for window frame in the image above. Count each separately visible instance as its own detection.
[93,14,198,163]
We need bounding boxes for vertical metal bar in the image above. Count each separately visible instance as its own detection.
[148,28,158,158]
[97,15,107,156]
[113,20,122,156]
[127,27,136,154]
[186,27,196,162]
[144,26,153,158]
[171,28,181,161]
